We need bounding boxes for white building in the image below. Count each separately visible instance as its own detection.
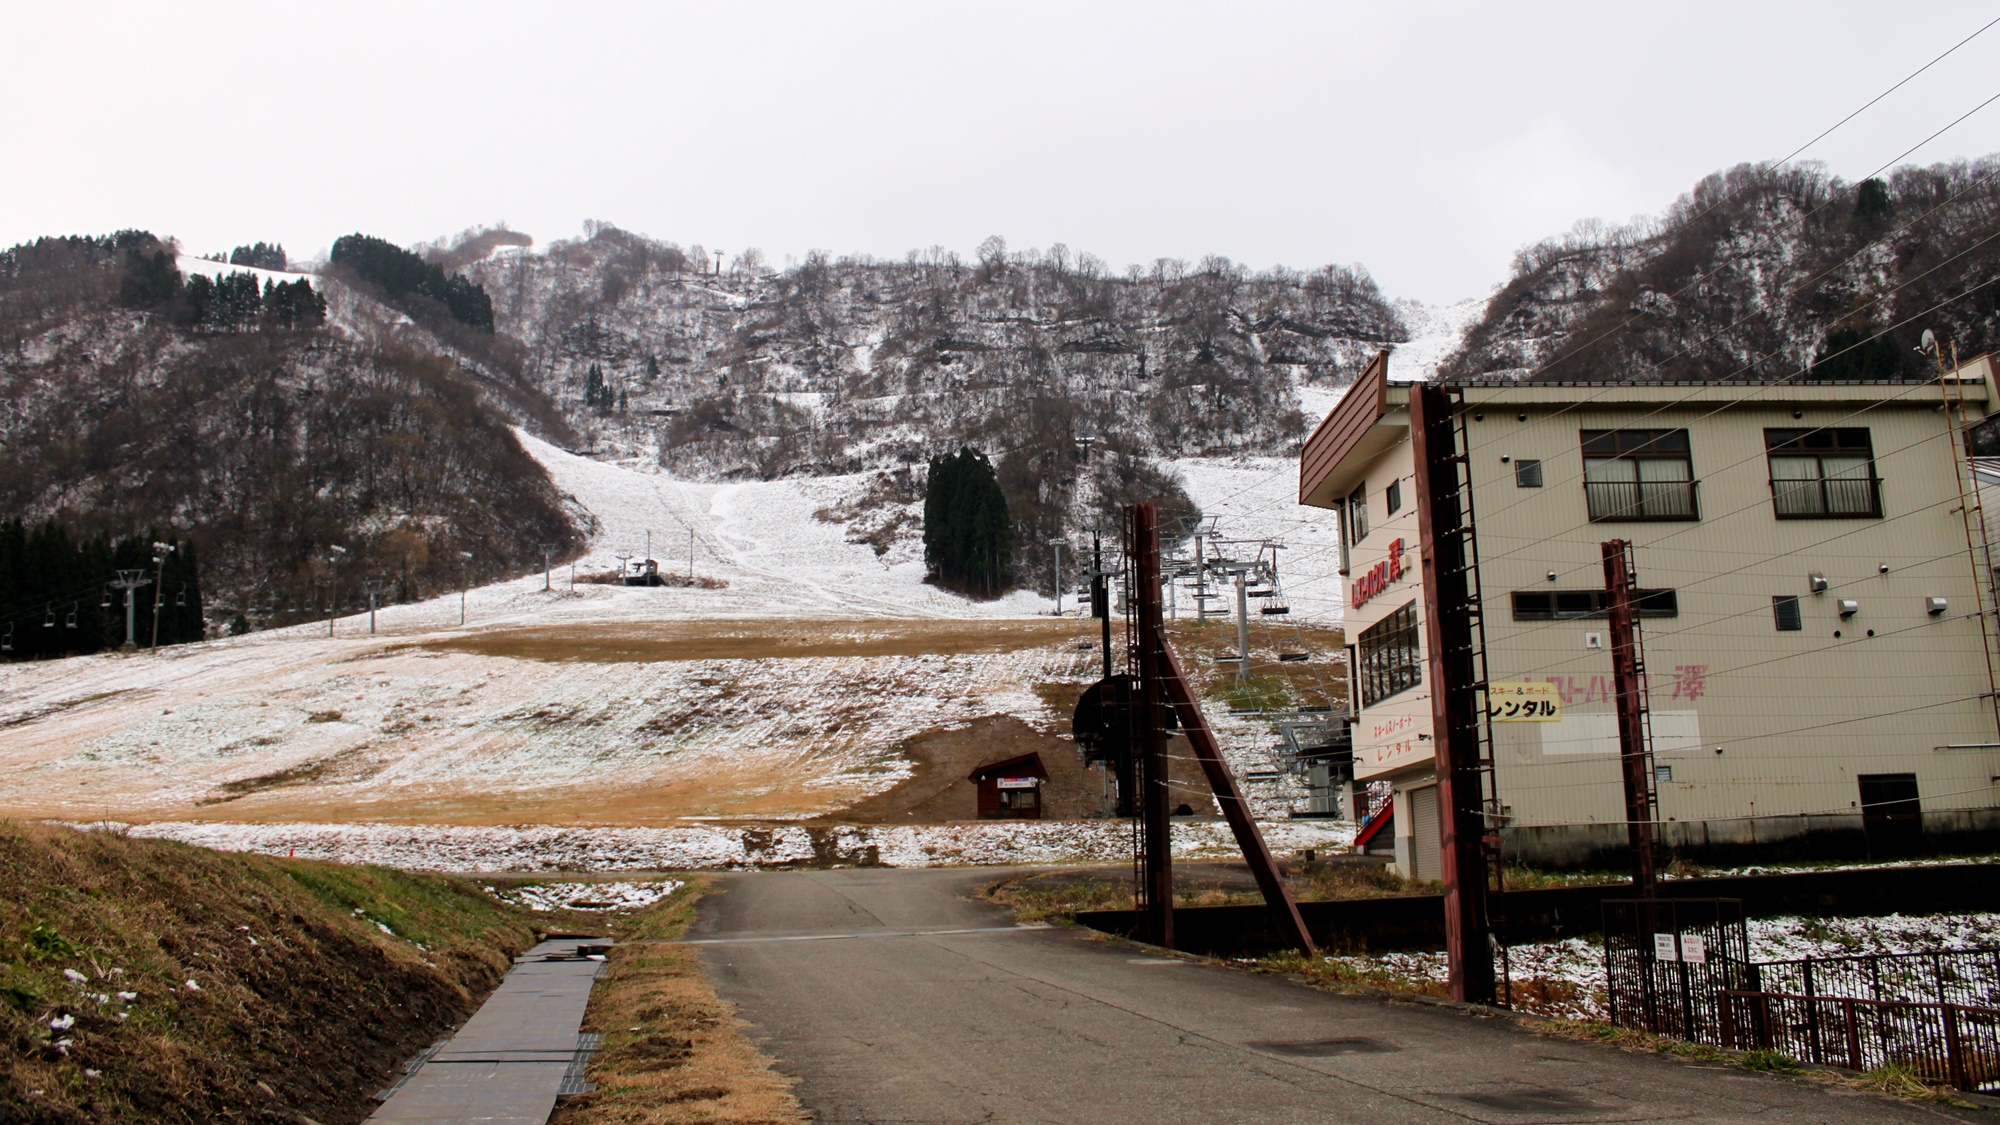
[1300,352,2000,875]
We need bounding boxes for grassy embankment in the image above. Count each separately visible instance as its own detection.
[553,880,805,1125]
[0,821,536,1124]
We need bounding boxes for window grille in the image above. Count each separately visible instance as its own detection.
[1357,601,1421,706]
[1515,459,1544,487]
[1582,429,1698,520]
[1765,428,1882,518]
[1511,589,1678,620]
[1772,595,1803,631]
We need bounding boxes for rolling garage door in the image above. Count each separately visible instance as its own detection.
[1409,784,1441,883]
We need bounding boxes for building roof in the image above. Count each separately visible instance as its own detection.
[967,752,1047,782]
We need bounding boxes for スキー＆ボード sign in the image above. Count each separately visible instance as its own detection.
[1486,680,1561,722]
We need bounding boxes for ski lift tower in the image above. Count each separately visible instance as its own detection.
[108,569,151,651]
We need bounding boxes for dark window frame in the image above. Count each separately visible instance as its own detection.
[1384,479,1402,517]
[1357,601,1422,706]
[1772,594,1803,631]
[1581,428,1699,521]
[1515,459,1544,487]
[1347,483,1370,543]
[1765,428,1883,519]
[1511,589,1678,620]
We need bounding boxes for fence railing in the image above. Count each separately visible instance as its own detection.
[1751,948,2000,1011]
[1719,990,2000,1091]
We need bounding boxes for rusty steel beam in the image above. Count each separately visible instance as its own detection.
[1409,381,1496,1005]
[1130,503,1175,949]
[1157,644,1317,956]
[1602,539,1659,896]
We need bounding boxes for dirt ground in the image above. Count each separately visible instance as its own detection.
[404,617,1096,663]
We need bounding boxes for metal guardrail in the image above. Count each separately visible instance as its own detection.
[1719,990,2000,1091]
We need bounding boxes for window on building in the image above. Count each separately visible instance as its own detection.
[1766,429,1881,518]
[1384,479,1402,516]
[1347,483,1369,543]
[1581,429,1698,520]
[1511,589,1678,620]
[1772,594,1803,631]
[1515,459,1544,487]
[1357,601,1421,706]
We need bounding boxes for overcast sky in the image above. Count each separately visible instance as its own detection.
[6,3,2000,304]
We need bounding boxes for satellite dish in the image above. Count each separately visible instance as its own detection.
[1921,329,1938,354]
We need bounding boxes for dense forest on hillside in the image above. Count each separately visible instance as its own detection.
[0,233,582,630]
[1442,158,2000,383]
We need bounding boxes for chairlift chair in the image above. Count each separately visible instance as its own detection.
[176,590,187,607]
[64,604,77,628]
[43,605,54,628]
[1,624,12,651]
[99,590,112,609]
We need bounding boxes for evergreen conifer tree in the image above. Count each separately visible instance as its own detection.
[923,447,1011,596]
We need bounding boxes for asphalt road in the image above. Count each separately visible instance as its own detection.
[691,868,1977,1125]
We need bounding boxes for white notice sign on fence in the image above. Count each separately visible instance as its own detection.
[1681,934,1707,964]
[1653,933,1679,962]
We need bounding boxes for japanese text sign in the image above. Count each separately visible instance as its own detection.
[1486,680,1560,723]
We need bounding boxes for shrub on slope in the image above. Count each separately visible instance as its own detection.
[0,822,535,1124]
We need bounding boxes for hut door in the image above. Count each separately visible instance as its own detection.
[1858,774,1921,858]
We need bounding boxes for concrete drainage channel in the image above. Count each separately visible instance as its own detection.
[368,937,611,1124]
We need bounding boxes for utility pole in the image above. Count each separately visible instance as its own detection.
[1409,381,1496,1004]
[1092,532,1111,678]
[1049,537,1066,615]
[1603,539,1658,896]
[365,581,380,635]
[326,545,346,638]
[543,546,552,592]
[1130,503,1175,950]
[689,528,695,580]
[149,542,174,650]
[110,570,150,651]
[458,550,473,625]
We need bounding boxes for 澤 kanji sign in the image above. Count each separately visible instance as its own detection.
[1350,537,1406,608]
[1485,680,1561,722]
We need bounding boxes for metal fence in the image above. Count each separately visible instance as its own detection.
[1719,990,2000,1091]
[1751,948,2000,1011]
[1603,898,1752,1042]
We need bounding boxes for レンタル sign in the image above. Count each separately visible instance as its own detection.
[1486,680,1561,722]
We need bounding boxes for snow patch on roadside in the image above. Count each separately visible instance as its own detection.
[93,819,1356,872]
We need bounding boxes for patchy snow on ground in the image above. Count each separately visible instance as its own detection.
[1320,910,2000,1021]
[92,818,1355,872]
[495,880,683,912]
[1168,457,1345,629]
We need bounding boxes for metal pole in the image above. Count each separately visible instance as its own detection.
[125,587,136,649]
[1603,539,1658,895]
[1409,381,1496,1004]
[368,585,377,635]
[1131,503,1174,950]
[1235,570,1250,684]
[689,529,695,579]
[544,549,551,592]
